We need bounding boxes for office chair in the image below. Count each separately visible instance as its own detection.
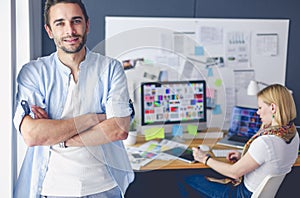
[251,173,286,198]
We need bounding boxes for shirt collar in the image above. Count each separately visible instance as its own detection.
[54,47,91,74]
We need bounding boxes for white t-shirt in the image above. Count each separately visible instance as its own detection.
[41,76,116,196]
[244,132,299,192]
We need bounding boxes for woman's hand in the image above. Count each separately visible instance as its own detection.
[192,147,209,164]
[226,150,241,163]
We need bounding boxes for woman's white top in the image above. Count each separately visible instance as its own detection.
[244,132,299,192]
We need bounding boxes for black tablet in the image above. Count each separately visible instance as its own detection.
[162,147,196,163]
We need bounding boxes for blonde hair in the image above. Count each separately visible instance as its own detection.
[257,84,296,126]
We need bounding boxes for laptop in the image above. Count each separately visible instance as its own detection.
[217,106,262,149]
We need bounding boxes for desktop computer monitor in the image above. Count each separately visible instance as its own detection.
[140,80,207,134]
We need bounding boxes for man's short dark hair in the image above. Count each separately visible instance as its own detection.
[44,0,89,28]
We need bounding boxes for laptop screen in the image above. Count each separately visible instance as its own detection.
[228,106,262,138]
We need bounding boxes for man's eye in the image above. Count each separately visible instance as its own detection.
[55,22,63,26]
[73,19,82,24]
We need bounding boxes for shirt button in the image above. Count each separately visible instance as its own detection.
[38,187,42,192]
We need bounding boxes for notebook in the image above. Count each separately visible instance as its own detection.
[217,106,262,149]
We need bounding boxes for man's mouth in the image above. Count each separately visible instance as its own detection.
[63,37,79,43]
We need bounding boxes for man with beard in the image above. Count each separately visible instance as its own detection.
[13,0,134,197]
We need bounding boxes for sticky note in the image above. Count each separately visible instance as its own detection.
[195,46,204,56]
[187,125,198,135]
[144,127,165,141]
[214,79,222,87]
[207,67,213,77]
[213,104,222,115]
[206,88,215,98]
[172,125,183,137]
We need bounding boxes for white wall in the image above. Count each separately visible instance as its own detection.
[15,0,42,177]
[0,0,16,197]
[0,1,42,197]
[15,0,31,177]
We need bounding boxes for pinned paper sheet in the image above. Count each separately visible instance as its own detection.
[187,125,198,135]
[172,125,183,137]
[144,127,165,141]
[213,104,222,115]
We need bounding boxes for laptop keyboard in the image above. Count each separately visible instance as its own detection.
[212,149,243,157]
[228,135,249,143]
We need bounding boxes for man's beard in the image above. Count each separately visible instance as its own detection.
[59,33,87,54]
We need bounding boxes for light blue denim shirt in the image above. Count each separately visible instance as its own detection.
[13,49,134,198]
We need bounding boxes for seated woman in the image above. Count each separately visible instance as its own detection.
[181,84,299,198]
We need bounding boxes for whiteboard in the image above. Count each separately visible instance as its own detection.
[102,16,289,129]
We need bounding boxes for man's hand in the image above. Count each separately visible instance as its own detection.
[31,105,49,119]
[23,104,109,147]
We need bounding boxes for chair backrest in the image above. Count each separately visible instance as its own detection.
[251,174,286,198]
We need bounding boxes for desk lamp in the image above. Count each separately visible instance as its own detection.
[247,80,293,95]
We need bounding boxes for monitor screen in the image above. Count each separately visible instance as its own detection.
[140,80,207,133]
[228,106,262,138]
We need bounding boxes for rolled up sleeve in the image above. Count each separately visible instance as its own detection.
[105,60,132,119]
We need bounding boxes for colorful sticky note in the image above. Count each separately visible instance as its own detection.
[213,104,222,115]
[214,79,222,87]
[207,67,213,77]
[195,46,204,56]
[172,125,183,137]
[144,127,165,141]
[187,125,198,135]
[206,88,215,98]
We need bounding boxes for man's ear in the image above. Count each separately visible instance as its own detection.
[44,24,53,39]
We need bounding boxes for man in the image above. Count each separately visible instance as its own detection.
[13,0,134,197]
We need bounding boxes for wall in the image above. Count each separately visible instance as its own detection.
[1,0,16,196]
[41,0,300,125]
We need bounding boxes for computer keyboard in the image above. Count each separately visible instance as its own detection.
[228,135,249,143]
[212,149,243,157]
[182,132,223,139]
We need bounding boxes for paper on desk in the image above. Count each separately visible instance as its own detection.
[126,139,189,169]
[125,147,158,170]
[159,139,188,151]
[138,140,161,153]
[155,152,178,161]
[138,139,187,152]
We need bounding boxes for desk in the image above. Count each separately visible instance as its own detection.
[134,136,300,170]
[125,135,300,198]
